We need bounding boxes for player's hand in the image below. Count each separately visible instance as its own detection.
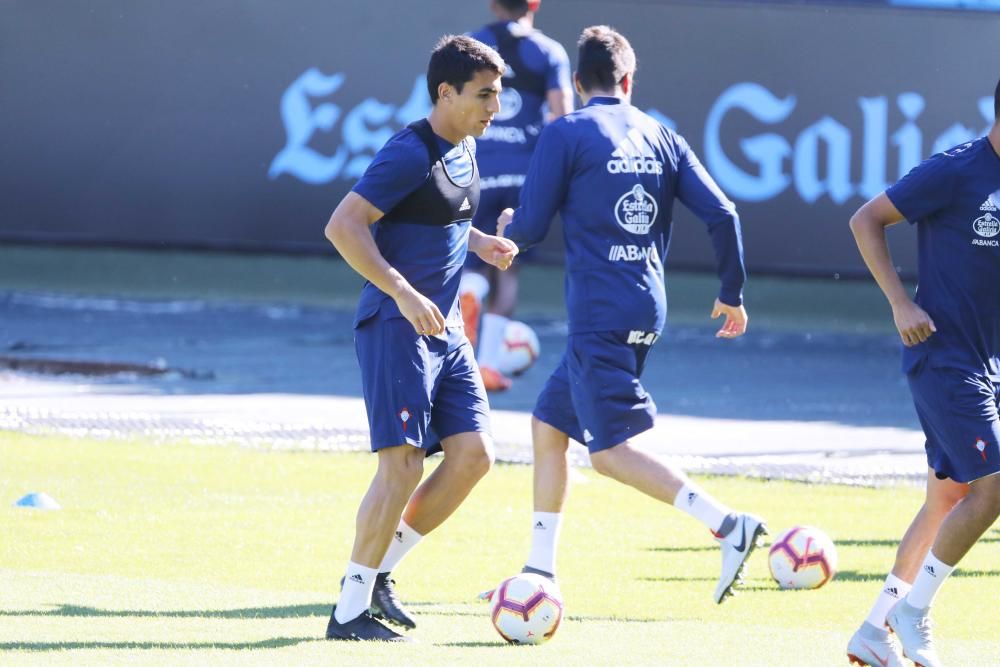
[395,287,446,336]
[473,234,518,271]
[711,298,748,338]
[891,300,936,347]
[496,208,515,238]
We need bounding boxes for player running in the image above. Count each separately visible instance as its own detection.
[460,0,573,391]
[846,78,1000,667]
[496,25,767,605]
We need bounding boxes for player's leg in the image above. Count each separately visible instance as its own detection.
[587,440,766,603]
[523,416,570,579]
[887,368,1000,667]
[847,470,967,666]
[402,430,495,536]
[327,318,443,640]
[522,355,583,580]
[569,331,766,603]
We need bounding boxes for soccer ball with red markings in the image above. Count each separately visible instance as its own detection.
[768,525,838,590]
[489,573,563,644]
[495,320,540,376]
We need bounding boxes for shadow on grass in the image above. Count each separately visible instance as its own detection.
[644,545,716,553]
[0,601,679,629]
[0,637,318,651]
[0,603,331,619]
[835,536,999,548]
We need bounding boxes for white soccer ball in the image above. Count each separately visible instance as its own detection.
[489,573,563,645]
[494,320,540,376]
[768,525,838,590]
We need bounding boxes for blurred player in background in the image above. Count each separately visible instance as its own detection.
[323,35,515,642]
[497,25,767,605]
[461,0,573,391]
[846,78,1000,667]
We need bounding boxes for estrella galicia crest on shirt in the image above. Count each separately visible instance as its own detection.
[615,184,658,234]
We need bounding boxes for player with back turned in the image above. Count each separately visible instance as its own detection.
[496,25,768,606]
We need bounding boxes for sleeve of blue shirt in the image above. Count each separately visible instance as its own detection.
[351,131,430,215]
[674,134,747,306]
[504,124,573,249]
[885,152,958,224]
[546,44,571,93]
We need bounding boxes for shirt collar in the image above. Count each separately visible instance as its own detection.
[587,96,624,107]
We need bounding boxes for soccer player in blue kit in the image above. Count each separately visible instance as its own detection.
[497,26,768,605]
[846,80,1000,667]
[460,0,573,391]
[323,36,516,642]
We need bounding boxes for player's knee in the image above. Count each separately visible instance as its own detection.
[969,474,1000,516]
[377,448,425,488]
[448,435,494,479]
[589,449,618,478]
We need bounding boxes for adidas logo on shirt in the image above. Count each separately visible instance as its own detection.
[606,128,664,175]
[980,196,998,212]
[459,197,471,212]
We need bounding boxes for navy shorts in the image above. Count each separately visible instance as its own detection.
[466,184,534,268]
[908,361,1000,483]
[533,330,658,453]
[355,317,491,451]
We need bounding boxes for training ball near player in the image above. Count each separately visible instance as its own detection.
[768,525,838,590]
[489,572,563,644]
[495,320,541,376]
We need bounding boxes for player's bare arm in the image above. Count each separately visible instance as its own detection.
[469,226,518,271]
[849,192,936,347]
[325,192,445,335]
[545,86,573,123]
[711,299,748,339]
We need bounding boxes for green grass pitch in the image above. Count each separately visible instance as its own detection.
[1,433,997,665]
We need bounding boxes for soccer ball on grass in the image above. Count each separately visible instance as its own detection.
[489,572,563,644]
[768,525,838,590]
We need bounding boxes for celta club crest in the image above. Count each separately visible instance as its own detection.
[973,212,1000,238]
[974,438,988,462]
[614,184,658,235]
[399,407,411,432]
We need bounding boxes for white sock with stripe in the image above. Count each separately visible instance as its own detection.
[378,519,423,574]
[906,551,955,610]
[525,512,562,575]
[334,561,378,623]
[673,482,732,534]
[864,573,912,628]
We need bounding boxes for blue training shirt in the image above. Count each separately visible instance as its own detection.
[886,136,1000,380]
[468,21,570,185]
[351,127,476,327]
[503,97,746,335]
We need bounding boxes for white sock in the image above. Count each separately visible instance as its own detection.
[378,519,423,573]
[525,511,562,575]
[460,271,490,302]
[478,313,509,368]
[906,551,955,610]
[673,482,733,534]
[864,573,912,628]
[334,561,378,623]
